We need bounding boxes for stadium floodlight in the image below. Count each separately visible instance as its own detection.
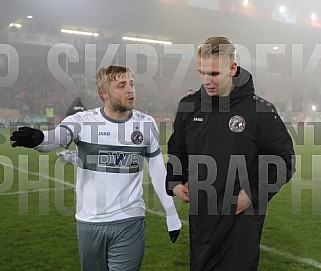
[122,36,172,45]
[242,0,249,7]
[279,5,285,13]
[9,23,22,28]
[311,12,317,21]
[273,46,279,50]
[61,28,99,37]
[312,105,317,111]
[27,15,33,19]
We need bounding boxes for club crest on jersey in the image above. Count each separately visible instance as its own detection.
[131,131,143,144]
[229,115,246,133]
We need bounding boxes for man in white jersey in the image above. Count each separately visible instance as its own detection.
[11,65,182,271]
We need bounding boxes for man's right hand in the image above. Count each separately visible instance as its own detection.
[173,184,189,202]
[10,127,44,148]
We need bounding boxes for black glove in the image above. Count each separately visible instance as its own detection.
[169,229,180,243]
[11,127,44,148]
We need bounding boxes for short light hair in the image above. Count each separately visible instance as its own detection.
[95,65,134,93]
[197,36,236,63]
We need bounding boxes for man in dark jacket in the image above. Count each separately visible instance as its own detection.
[166,36,296,271]
[66,96,87,117]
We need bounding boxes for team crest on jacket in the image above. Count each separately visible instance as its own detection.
[131,131,143,144]
[229,115,246,133]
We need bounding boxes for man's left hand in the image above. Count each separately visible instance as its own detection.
[235,190,252,215]
[169,229,180,243]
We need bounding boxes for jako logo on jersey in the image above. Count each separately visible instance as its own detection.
[229,115,246,133]
[98,151,140,168]
[98,131,110,136]
[193,117,203,122]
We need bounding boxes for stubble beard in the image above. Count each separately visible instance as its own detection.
[110,98,134,112]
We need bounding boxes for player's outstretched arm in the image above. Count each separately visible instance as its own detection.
[11,125,73,153]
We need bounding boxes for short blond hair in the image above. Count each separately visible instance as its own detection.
[197,36,236,63]
[95,65,134,93]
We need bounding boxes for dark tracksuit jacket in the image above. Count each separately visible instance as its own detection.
[166,67,296,271]
[66,97,86,117]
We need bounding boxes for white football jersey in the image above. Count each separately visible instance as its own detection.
[59,107,161,223]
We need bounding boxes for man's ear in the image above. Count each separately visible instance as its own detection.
[99,89,108,101]
[230,62,238,77]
